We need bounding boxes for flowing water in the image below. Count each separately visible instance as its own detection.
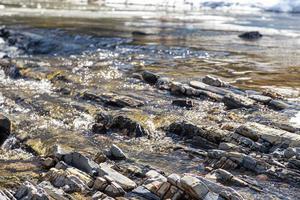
[0,1,300,199]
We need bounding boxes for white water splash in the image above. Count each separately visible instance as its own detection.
[290,112,300,126]
[73,112,95,131]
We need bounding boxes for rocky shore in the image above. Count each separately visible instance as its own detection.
[0,25,300,200]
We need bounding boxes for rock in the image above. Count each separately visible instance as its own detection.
[218,142,239,151]
[179,175,210,199]
[144,180,163,194]
[104,182,125,197]
[0,189,15,200]
[126,186,160,200]
[42,157,56,168]
[110,115,149,138]
[142,71,159,85]
[190,80,228,95]
[92,191,114,200]
[0,114,11,145]
[222,93,256,109]
[145,170,167,183]
[238,31,262,40]
[0,26,10,38]
[249,94,272,104]
[156,77,171,90]
[62,152,100,176]
[163,185,182,200]
[93,177,109,191]
[268,100,289,110]
[202,75,229,87]
[167,174,181,186]
[39,181,71,200]
[14,181,49,200]
[99,163,137,190]
[236,122,300,147]
[44,167,92,193]
[94,152,107,164]
[110,144,126,160]
[284,147,296,159]
[132,31,148,36]
[0,60,21,79]
[156,182,171,198]
[172,99,194,108]
[215,169,248,187]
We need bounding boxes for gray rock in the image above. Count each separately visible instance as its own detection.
[239,31,262,40]
[172,99,194,108]
[268,100,289,110]
[39,181,71,200]
[189,80,228,95]
[145,170,167,184]
[202,75,229,87]
[93,177,108,191]
[142,71,159,85]
[222,93,256,109]
[126,186,160,200]
[179,175,210,199]
[0,189,15,200]
[284,147,296,159]
[0,114,11,145]
[92,191,114,200]
[167,174,181,186]
[99,163,137,190]
[62,152,100,176]
[249,94,272,104]
[14,181,49,200]
[110,144,126,160]
[104,182,125,197]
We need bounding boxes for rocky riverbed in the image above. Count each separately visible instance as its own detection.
[0,19,300,200]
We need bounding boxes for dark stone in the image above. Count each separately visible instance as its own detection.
[0,114,11,145]
[132,31,148,36]
[142,71,160,85]
[222,93,255,109]
[239,31,263,40]
[110,115,149,137]
[126,186,160,200]
[0,60,21,79]
[0,26,10,39]
[172,99,194,108]
[268,100,289,110]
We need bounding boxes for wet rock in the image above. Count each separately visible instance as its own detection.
[92,191,114,200]
[110,144,127,160]
[239,31,262,40]
[0,60,21,79]
[0,114,11,145]
[132,31,148,36]
[268,100,289,110]
[142,71,159,85]
[44,167,93,193]
[168,121,227,145]
[172,99,194,108]
[202,75,229,87]
[145,170,167,183]
[179,175,209,199]
[284,147,296,159]
[156,77,171,90]
[14,181,49,200]
[0,26,10,38]
[39,181,71,200]
[93,177,109,191]
[189,80,228,95]
[236,122,300,147]
[62,152,100,176]
[0,189,15,200]
[104,182,125,197]
[222,93,256,109]
[218,142,239,151]
[249,94,272,104]
[99,163,137,190]
[110,115,150,138]
[126,186,160,200]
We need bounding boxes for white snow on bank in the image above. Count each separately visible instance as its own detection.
[104,0,300,13]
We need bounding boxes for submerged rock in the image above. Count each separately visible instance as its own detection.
[0,114,11,145]
[142,71,160,85]
[239,31,263,40]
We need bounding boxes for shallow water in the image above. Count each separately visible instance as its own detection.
[0,1,300,197]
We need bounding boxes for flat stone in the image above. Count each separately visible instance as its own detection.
[268,100,289,110]
[249,94,272,104]
[145,170,167,183]
[202,75,229,87]
[223,93,256,109]
[99,163,137,190]
[189,80,228,95]
[236,122,300,147]
[239,31,262,40]
[127,186,160,200]
[179,175,210,199]
[167,174,181,186]
[104,182,125,197]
